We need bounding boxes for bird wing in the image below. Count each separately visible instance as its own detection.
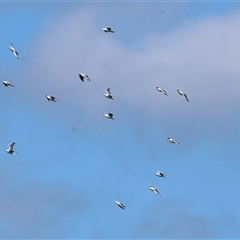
[177,89,183,95]
[106,27,111,31]
[108,113,113,117]
[9,142,15,150]
[9,44,15,50]
[50,95,56,100]
[79,74,84,81]
[184,93,189,102]
[105,88,111,94]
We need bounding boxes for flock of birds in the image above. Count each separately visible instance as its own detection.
[4,26,190,211]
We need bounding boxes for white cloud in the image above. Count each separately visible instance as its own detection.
[12,10,240,143]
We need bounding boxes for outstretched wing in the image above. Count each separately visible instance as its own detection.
[9,43,15,51]
[9,142,15,151]
[105,88,111,94]
[184,93,190,102]
[79,74,84,81]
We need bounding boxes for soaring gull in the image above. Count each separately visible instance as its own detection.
[5,142,16,155]
[115,201,125,210]
[156,87,168,96]
[104,88,114,100]
[2,81,14,87]
[45,95,59,102]
[8,43,19,59]
[148,186,161,196]
[102,26,114,33]
[177,89,189,102]
[104,112,114,120]
[79,73,90,82]
[155,170,167,178]
[167,137,179,145]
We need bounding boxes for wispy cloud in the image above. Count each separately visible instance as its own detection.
[3,4,240,238]
[0,171,90,238]
[14,10,240,146]
[132,199,240,239]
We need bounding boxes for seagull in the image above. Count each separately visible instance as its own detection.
[155,170,166,178]
[104,112,114,120]
[177,89,189,102]
[115,201,125,210]
[45,95,59,102]
[156,87,168,96]
[8,43,19,59]
[79,73,90,82]
[167,137,179,145]
[148,186,161,196]
[102,26,114,33]
[5,142,16,155]
[2,81,14,87]
[104,88,114,100]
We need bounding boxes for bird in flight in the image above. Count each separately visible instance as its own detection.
[5,142,16,155]
[115,201,125,210]
[104,112,114,120]
[45,95,59,102]
[104,88,114,100]
[2,81,14,87]
[79,73,90,82]
[155,170,167,178]
[8,43,19,59]
[156,87,168,96]
[167,137,179,145]
[102,26,114,33]
[177,89,189,102]
[148,186,161,196]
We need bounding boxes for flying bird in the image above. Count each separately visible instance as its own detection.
[115,201,125,210]
[102,26,114,33]
[2,81,14,87]
[148,186,161,196]
[167,137,179,145]
[45,95,59,102]
[155,170,166,178]
[5,142,16,155]
[156,87,168,96]
[177,89,189,102]
[104,88,114,100]
[8,43,19,59]
[104,112,114,120]
[79,73,90,82]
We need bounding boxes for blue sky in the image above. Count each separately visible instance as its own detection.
[1,1,240,239]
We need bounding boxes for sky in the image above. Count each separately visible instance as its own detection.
[1,0,240,239]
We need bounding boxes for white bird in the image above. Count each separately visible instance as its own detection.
[115,201,125,210]
[8,43,19,59]
[156,87,168,96]
[148,186,161,196]
[79,73,90,82]
[104,112,114,120]
[45,95,59,102]
[155,170,166,178]
[102,26,114,33]
[104,88,114,100]
[2,81,14,87]
[5,142,16,155]
[177,89,189,102]
[167,137,179,145]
